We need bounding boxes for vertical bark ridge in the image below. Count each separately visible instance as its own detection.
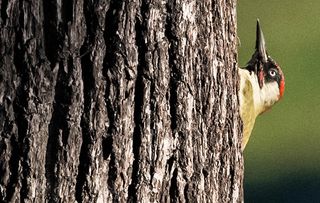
[131,1,175,202]
[103,0,139,201]
[44,0,86,202]
[165,1,194,201]
[127,1,145,200]
[4,17,25,202]
[103,1,124,202]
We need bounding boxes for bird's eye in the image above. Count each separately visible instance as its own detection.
[268,69,277,77]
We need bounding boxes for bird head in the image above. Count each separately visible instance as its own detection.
[245,19,285,114]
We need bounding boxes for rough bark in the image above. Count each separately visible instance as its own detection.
[0,0,243,202]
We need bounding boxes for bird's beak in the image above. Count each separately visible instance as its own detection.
[256,19,268,63]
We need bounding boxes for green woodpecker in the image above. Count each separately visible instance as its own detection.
[239,20,285,150]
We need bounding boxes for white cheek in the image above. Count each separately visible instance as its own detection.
[260,82,280,106]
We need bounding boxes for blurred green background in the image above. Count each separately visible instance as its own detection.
[238,1,320,202]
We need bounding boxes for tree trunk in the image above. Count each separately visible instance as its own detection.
[0,0,243,202]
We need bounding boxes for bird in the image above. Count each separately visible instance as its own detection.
[239,19,285,151]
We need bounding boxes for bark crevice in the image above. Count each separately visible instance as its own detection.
[5,133,19,201]
[164,4,178,135]
[61,0,73,25]
[75,16,94,201]
[0,0,9,24]
[45,62,72,202]
[127,6,147,201]
[169,168,178,202]
[12,24,29,202]
[43,0,58,65]
[149,80,156,185]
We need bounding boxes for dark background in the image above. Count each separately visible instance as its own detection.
[238,1,320,202]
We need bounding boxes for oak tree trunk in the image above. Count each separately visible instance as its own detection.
[0,0,243,202]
